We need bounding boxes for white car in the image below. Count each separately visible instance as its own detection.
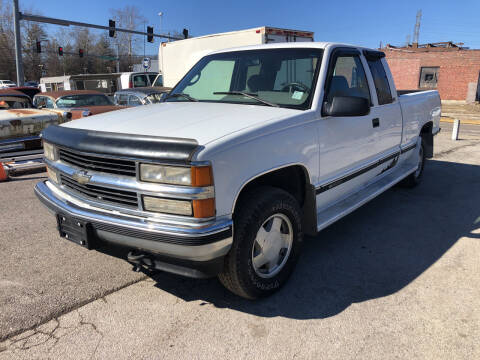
[0,80,17,89]
[35,42,441,299]
[118,72,159,89]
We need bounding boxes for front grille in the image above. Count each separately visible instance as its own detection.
[58,148,136,177]
[60,174,139,209]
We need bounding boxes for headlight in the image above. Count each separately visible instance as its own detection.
[43,142,56,161]
[139,164,212,186]
[142,196,192,216]
[46,166,58,184]
[140,164,191,185]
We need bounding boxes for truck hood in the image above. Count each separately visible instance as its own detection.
[62,102,299,145]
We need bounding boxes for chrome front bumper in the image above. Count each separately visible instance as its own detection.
[34,180,233,262]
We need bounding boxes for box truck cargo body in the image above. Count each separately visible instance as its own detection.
[159,27,314,87]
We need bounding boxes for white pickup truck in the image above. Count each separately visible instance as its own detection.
[35,42,441,299]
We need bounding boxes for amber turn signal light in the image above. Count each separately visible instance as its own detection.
[192,198,215,218]
[191,166,213,187]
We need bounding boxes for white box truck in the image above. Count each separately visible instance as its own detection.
[159,27,314,87]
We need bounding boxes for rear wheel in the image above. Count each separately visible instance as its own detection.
[219,187,303,299]
[400,137,426,188]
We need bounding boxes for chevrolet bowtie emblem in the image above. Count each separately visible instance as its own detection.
[72,170,91,185]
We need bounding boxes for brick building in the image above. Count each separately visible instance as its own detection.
[383,42,480,102]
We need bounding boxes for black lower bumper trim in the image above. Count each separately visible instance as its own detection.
[126,249,225,278]
[90,220,232,246]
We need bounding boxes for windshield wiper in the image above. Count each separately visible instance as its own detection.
[213,91,279,107]
[164,93,198,102]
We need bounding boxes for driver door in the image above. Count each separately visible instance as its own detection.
[316,48,378,210]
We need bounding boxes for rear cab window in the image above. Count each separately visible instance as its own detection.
[364,52,393,105]
[132,74,148,87]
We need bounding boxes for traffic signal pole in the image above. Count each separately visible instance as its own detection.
[13,0,25,86]
[12,0,186,84]
[20,13,183,41]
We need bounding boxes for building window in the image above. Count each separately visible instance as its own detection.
[419,67,439,88]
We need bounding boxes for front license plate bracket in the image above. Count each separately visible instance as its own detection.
[56,214,94,249]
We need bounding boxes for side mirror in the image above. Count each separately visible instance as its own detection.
[323,96,370,117]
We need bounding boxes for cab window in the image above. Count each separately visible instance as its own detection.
[366,59,393,105]
[128,95,142,106]
[115,94,128,106]
[325,54,371,104]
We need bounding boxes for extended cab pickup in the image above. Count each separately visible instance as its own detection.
[35,43,441,299]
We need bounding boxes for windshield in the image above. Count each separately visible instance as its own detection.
[0,96,31,109]
[56,94,113,108]
[166,48,323,110]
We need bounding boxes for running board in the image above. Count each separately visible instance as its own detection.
[316,163,418,232]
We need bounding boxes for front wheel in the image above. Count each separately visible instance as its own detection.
[219,187,303,299]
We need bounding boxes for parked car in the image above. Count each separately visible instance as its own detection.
[35,42,441,299]
[33,90,125,119]
[0,89,70,176]
[0,80,17,89]
[24,81,39,88]
[11,86,41,100]
[113,87,170,106]
[119,72,159,89]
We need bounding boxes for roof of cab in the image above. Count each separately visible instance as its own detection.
[209,41,377,55]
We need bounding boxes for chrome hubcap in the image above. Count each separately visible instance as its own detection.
[251,213,293,278]
[414,145,424,178]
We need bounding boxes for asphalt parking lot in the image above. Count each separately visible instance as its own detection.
[0,122,479,359]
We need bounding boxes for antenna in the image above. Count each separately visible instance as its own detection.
[413,10,422,45]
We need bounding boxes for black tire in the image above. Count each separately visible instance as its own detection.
[218,186,303,299]
[400,137,426,188]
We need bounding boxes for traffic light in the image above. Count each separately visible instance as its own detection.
[147,26,153,43]
[36,41,41,53]
[109,19,115,38]
[183,28,189,39]
[58,47,63,56]
[79,49,84,58]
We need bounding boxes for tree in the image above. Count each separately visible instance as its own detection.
[21,21,47,81]
[0,0,16,80]
[109,5,146,71]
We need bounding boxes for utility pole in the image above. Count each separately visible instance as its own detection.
[413,10,422,47]
[13,0,25,85]
[116,43,120,72]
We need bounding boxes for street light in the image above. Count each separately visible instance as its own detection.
[158,12,163,33]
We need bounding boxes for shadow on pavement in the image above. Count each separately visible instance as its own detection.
[143,160,479,319]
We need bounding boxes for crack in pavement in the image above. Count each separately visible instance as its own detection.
[0,274,146,343]
[1,310,104,357]
[7,318,60,351]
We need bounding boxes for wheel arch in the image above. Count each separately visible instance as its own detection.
[420,121,434,158]
[231,164,317,235]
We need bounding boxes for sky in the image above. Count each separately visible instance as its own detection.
[17,0,480,55]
